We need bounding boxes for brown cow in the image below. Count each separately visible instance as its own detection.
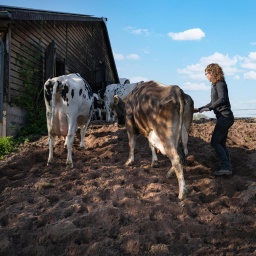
[113,81,194,199]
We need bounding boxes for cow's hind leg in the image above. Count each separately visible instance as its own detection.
[47,134,55,165]
[166,145,187,200]
[149,142,159,168]
[105,101,111,122]
[66,134,75,168]
[79,118,91,148]
[66,119,77,168]
[181,125,188,156]
[125,119,136,166]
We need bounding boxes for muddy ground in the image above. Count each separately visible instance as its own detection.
[0,118,256,256]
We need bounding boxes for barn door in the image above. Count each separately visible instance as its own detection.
[56,58,65,77]
[95,61,106,91]
[45,40,56,80]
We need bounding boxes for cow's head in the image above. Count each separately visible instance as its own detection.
[113,95,126,127]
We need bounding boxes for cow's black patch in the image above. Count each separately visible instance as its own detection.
[71,89,75,98]
[61,84,69,102]
[75,73,93,98]
[83,94,87,99]
[44,89,52,106]
[79,89,82,96]
[44,80,54,106]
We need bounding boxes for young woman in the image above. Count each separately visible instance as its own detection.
[195,63,234,176]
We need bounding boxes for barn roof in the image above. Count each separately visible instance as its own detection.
[0,5,105,22]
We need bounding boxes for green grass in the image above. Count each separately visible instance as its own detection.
[0,136,16,160]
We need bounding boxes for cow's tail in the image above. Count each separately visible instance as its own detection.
[178,87,186,164]
[49,81,59,135]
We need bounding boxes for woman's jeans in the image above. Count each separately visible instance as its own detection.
[211,115,234,170]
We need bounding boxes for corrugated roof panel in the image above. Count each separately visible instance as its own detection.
[0,5,103,22]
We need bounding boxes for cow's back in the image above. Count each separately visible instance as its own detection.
[104,82,139,102]
[124,81,185,134]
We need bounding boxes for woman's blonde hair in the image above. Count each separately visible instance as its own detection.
[205,63,225,85]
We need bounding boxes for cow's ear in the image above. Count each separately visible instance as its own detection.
[113,95,119,105]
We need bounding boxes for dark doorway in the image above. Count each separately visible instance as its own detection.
[45,40,66,80]
[94,61,106,92]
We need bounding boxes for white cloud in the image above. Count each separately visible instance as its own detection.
[249,52,256,60]
[178,52,243,90]
[127,54,140,60]
[181,82,210,91]
[178,63,204,73]
[132,28,150,35]
[240,52,256,70]
[167,28,205,41]
[200,52,238,68]
[241,62,256,70]
[114,52,124,61]
[125,26,150,36]
[114,52,140,61]
[244,71,256,80]
[177,63,209,80]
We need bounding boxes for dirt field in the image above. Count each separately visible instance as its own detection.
[0,118,256,256]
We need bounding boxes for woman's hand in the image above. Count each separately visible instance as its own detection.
[199,107,210,113]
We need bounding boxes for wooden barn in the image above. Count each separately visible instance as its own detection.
[0,5,119,136]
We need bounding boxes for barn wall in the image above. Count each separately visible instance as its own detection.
[2,18,117,136]
[9,19,116,98]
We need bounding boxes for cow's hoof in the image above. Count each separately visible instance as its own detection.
[66,162,74,168]
[125,161,134,166]
[47,159,53,166]
[178,188,189,200]
[151,161,159,168]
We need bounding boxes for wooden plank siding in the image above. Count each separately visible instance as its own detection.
[7,19,117,100]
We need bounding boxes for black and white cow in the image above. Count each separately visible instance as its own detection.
[113,81,194,200]
[44,73,94,167]
[92,93,105,120]
[103,81,143,122]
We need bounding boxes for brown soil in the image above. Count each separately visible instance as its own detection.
[0,119,256,256]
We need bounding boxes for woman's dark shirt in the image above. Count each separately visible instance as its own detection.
[202,80,233,118]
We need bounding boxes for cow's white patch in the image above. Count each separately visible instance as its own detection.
[148,130,166,155]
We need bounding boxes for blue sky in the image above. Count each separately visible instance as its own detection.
[1,0,256,117]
